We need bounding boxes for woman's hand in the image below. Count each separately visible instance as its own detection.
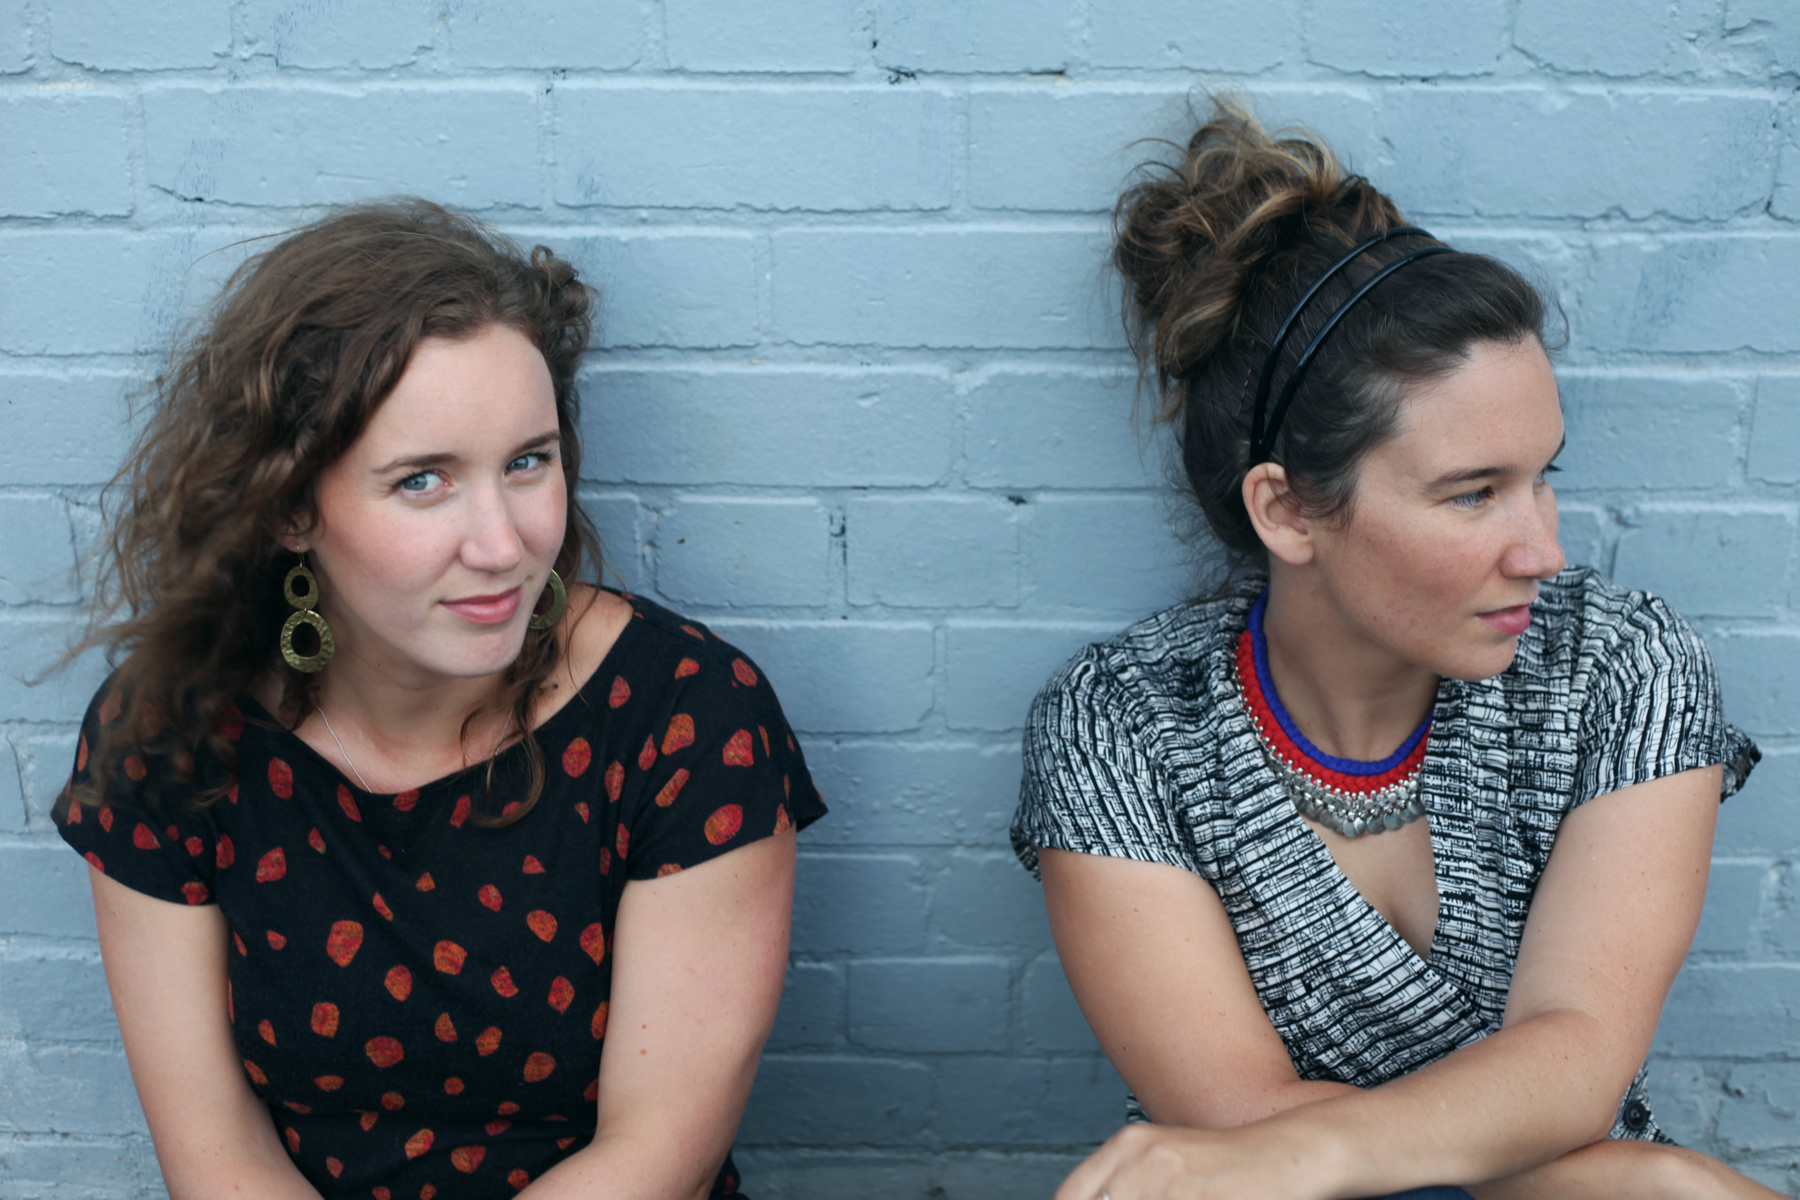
[519,828,796,1200]
[90,867,325,1200]
[1054,1122,1328,1200]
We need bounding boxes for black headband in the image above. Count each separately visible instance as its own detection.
[1247,225,1452,466]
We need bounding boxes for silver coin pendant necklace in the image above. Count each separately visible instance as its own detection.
[1234,591,1431,839]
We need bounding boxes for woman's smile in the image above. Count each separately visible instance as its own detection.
[440,586,524,626]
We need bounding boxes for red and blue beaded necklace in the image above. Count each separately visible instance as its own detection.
[1234,590,1431,837]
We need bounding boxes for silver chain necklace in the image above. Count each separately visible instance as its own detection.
[1233,655,1428,839]
[316,704,373,793]
[314,705,516,795]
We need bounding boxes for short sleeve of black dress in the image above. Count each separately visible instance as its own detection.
[55,679,233,907]
[1573,590,1759,808]
[596,600,826,880]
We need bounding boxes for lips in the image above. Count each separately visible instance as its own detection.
[441,586,522,626]
[1477,604,1533,636]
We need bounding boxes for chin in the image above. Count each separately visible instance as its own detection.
[431,635,534,680]
[1437,639,1522,684]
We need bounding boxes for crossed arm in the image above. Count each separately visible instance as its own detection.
[1042,766,1781,1200]
[91,829,795,1200]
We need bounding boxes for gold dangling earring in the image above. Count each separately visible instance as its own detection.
[528,570,567,631]
[279,562,336,673]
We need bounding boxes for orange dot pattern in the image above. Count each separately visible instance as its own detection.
[53,596,824,1199]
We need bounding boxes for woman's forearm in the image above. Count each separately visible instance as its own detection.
[1472,1139,1789,1200]
[1243,1007,1636,1195]
[156,1134,325,1200]
[511,1130,720,1200]
[1149,1077,1358,1129]
[1080,1012,1634,1200]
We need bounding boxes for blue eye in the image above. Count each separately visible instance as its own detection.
[398,470,444,493]
[1451,486,1494,510]
[508,451,553,473]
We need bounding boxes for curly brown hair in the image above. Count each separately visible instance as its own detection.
[1113,97,1554,564]
[72,197,602,825]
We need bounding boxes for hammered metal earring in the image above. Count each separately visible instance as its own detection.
[280,562,336,673]
[528,569,567,631]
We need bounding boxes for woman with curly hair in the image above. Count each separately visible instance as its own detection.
[1012,101,1773,1199]
[56,199,824,1199]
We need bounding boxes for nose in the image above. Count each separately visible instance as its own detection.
[459,483,525,575]
[1502,485,1565,581]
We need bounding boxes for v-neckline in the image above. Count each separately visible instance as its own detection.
[1213,591,1463,974]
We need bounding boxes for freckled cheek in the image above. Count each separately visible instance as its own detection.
[1349,520,1486,634]
[519,487,569,564]
[326,523,463,622]
[1397,537,1492,613]
[1416,539,1489,591]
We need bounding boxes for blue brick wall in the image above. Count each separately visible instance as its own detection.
[0,2,1794,1197]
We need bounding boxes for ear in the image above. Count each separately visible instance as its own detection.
[273,511,314,555]
[1242,462,1315,566]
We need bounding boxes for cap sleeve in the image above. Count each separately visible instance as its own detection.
[619,642,823,882]
[1574,593,1758,807]
[55,681,225,907]
[1011,649,1193,879]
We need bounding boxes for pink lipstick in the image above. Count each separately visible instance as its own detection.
[1477,604,1532,636]
[442,587,522,626]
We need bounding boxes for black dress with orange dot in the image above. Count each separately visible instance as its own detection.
[57,593,825,1199]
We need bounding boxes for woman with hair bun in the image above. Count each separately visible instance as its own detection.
[54,199,824,1199]
[1012,101,1774,1199]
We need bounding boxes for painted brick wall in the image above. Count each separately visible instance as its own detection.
[0,2,1795,1197]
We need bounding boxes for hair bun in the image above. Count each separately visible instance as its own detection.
[1113,97,1402,416]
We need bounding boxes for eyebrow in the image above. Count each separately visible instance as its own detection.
[1424,435,1566,491]
[371,430,561,476]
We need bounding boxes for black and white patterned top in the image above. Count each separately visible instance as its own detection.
[1013,567,1757,1142]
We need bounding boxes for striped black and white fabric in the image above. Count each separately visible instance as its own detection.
[1013,566,1757,1142]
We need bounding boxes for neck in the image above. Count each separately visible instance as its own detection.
[262,638,513,794]
[1258,562,1440,761]
[319,654,506,756]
